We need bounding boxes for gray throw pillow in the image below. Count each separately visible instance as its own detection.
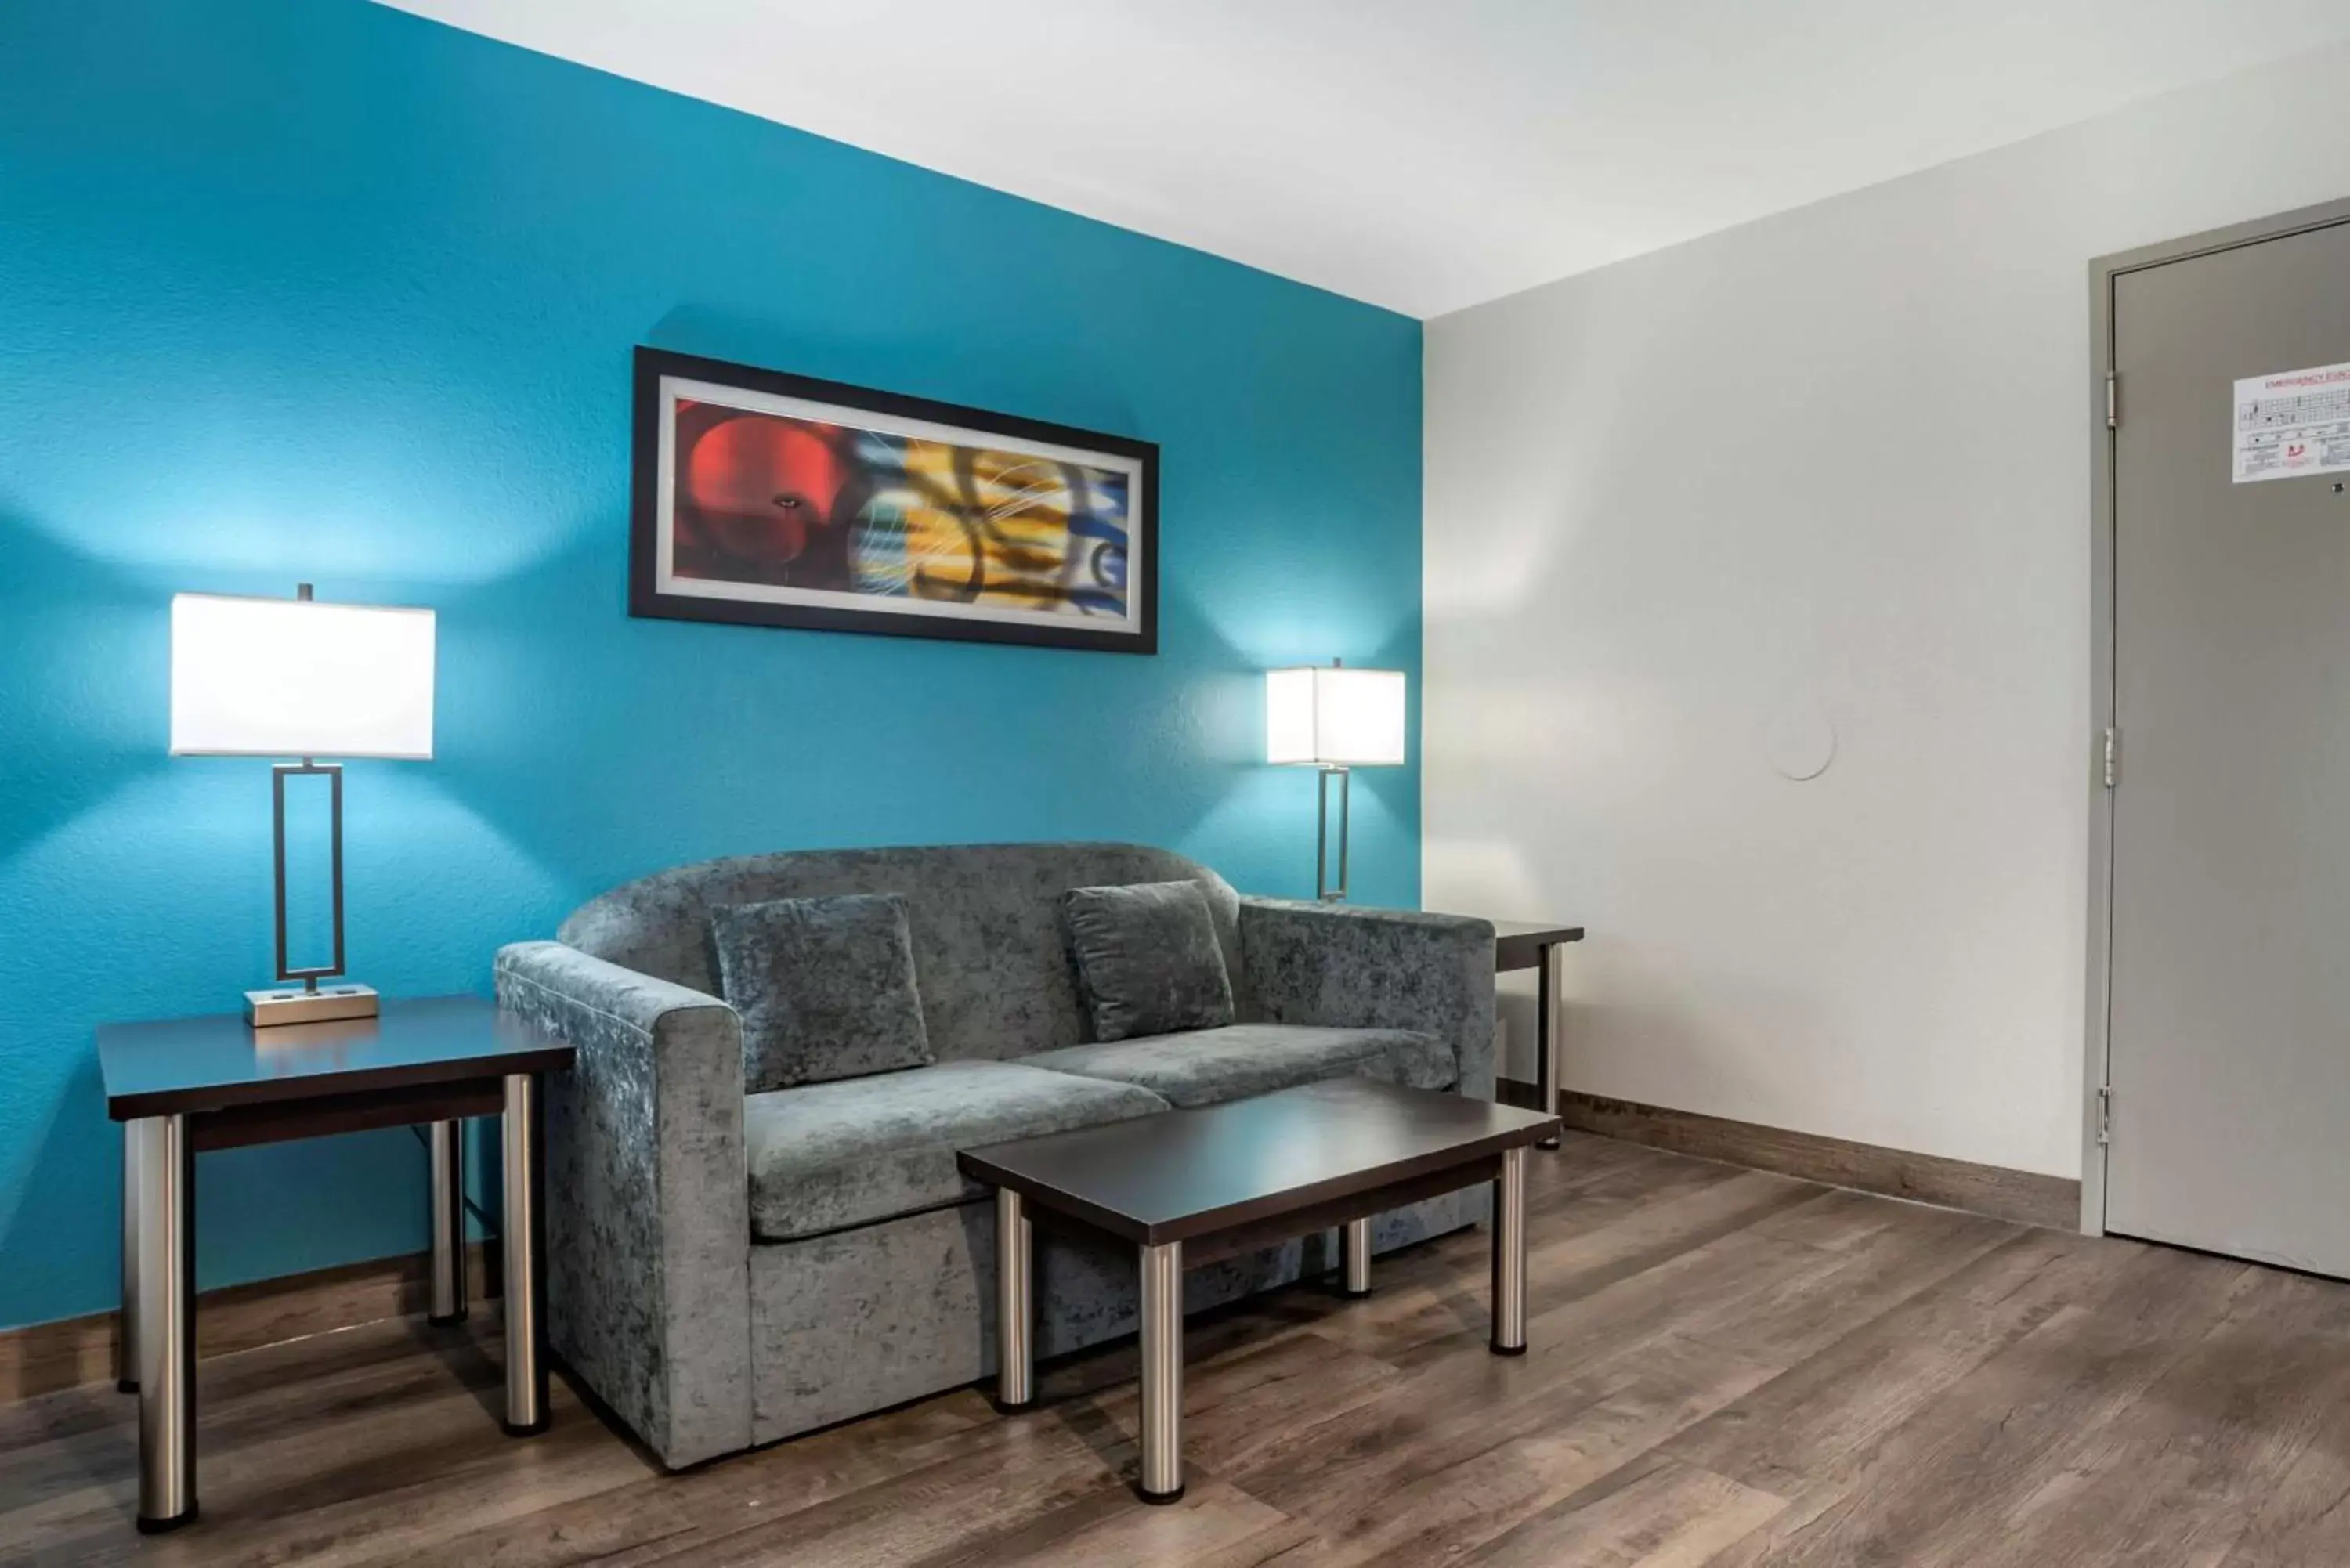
[1063,880,1235,1044]
[710,892,933,1093]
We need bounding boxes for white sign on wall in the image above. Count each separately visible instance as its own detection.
[2234,360,2350,483]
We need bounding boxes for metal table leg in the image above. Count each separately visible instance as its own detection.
[1340,1217,1372,1299]
[135,1114,196,1532]
[1536,943,1561,1149]
[118,1127,139,1394]
[501,1075,548,1436]
[1491,1146,1529,1356]
[428,1119,467,1325]
[1136,1240,1184,1505]
[994,1188,1034,1413]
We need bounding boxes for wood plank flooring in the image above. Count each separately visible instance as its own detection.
[4,1133,2345,1566]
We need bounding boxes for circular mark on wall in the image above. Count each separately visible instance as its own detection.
[1766,703,1838,782]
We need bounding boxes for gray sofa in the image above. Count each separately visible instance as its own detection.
[494,842,1495,1469]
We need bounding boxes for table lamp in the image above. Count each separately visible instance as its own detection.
[1265,659,1405,901]
[170,585,436,1026]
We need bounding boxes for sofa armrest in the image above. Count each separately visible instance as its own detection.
[1237,900,1499,1100]
[494,940,751,1468]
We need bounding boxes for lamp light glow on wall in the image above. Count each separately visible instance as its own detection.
[170,586,436,1026]
[1265,660,1405,901]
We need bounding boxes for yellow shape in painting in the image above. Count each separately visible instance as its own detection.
[891,441,1097,610]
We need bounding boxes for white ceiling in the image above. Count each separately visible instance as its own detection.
[384,0,2350,318]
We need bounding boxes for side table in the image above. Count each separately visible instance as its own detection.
[97,994,573,1533]
[1490,921,1585,1149]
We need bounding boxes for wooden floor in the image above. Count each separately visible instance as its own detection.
[8,1133,2350,1566]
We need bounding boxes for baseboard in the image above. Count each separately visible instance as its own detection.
[1499,1079,2079,1231]
[0,1241,494,1406]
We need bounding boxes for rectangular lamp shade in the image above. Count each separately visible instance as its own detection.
[1265,665,1406,767]
[171,592,436,759]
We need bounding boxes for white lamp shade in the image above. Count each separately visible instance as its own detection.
[1265,665,1406,767]
[171,593,436,759]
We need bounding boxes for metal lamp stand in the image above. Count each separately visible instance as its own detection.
[1316,764,1351,901]
[244,585,378,1028]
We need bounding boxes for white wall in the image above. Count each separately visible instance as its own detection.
[1424,42,2350,1180]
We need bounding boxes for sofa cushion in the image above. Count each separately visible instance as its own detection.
[1017,1023,1455,1110]
[1063,880,1237,1043]
[743,1060,1169,1242]
[711,892,933,1093]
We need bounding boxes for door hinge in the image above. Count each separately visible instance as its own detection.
[2102,726,2120,789]
[2095,1085,2113,1146]
[2106,372,2120,429]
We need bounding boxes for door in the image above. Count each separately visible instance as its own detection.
[2105,212,2350,1275]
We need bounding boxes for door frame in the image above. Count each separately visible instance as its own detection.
[2084,194,2350,1236]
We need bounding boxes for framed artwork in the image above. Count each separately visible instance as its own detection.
[629,348,1158,653]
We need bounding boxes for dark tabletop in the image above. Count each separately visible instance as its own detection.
[98,995,572,1122]
[1483,919,1586,972]
[957,1078,1560,1247]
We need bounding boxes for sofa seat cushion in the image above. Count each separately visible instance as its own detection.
[1017,1023,1455,1110]
[744,1060,1170,1243]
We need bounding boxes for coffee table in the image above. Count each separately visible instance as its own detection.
[956,1078,1561,1503]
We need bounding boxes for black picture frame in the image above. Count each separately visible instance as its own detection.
[629,347,1159,654]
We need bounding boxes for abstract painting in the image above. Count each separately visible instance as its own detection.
[630,349,1157,652]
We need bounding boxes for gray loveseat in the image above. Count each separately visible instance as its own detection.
[494,842,1495,1469]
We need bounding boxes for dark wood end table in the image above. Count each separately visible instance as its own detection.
[96,994,571,1533]
[957,1079,1560,1505]
[1488,920,1585,1148]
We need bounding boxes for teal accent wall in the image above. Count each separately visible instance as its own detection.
[0,0,1422,1330]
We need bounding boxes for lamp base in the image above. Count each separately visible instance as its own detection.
[246,983,379,1028]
